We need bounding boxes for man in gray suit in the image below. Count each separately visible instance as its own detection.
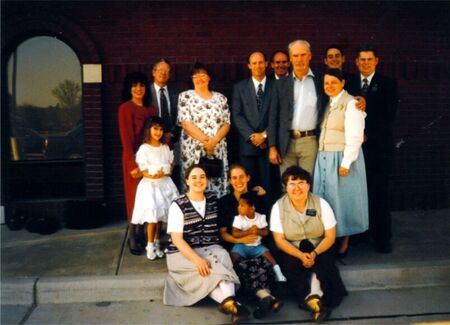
[150,58,181,189]
[232,51,274,196]
[268,40,327,176]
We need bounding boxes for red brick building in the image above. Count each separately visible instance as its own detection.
[1,1,449,221]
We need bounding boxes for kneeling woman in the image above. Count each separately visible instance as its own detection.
[164,164,249,323]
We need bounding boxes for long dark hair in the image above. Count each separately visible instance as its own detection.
[121,71,150,106]
[142,116,166,144]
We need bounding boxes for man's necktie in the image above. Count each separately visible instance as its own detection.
[159,88,171,129]
[256,83,264,112]
[361,78,369,96]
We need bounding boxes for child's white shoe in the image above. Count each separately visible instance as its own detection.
[154,241,165,258]
[146,244,157,261]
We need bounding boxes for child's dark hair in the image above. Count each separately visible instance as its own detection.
[143,116,165,143]
[239,191,258,207]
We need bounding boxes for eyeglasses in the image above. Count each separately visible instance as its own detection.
[192,73,209,79]
[286,181,309,189]
[274,60,289,64]
[155,68,170,73]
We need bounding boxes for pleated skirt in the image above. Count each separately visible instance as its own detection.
[163,244,240,306]
[313,150,369,237]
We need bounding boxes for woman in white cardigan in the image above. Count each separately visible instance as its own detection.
[313,68,369,257]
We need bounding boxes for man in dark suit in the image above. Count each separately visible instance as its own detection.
[232,51,275,197]
[323,44,346,71]
[149,58,181,188]
[268,40,327,176]
[346,46,398,253]
[268,50,290,80]
[150,58,179,145]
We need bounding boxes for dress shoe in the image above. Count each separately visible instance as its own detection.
[218,296,250,324]
[312,306,331,323]
[127,238,143,256]
[304,294,322,313]
[253,296,283,319]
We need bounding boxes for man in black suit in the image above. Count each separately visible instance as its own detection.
[269,50,290,80]
[150,58,181,188]
[346,46,398,253]
[324,44,346,70]
[150,58,179,145]
[232,51,274,197]
[268,40,327,176]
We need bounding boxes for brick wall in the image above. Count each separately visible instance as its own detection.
[2,1,449,215]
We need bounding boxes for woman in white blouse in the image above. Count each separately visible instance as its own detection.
[163,164,249,324]
[312,68,369,257]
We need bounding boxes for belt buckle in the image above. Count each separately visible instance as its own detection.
[292,130,301,138]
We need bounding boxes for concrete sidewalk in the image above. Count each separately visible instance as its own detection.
[1,210,450,306]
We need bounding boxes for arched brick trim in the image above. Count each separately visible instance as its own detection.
[1,8,104,200]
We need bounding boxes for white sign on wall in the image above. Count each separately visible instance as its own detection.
[83,64,102,83]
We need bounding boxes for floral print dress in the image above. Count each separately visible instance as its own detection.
[178,90,230,197]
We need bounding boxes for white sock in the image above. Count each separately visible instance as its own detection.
[147,242,154,250]
[306,272,323,299]
[219,280,235,298]
[209,285,226,303]
[256,289,271,299]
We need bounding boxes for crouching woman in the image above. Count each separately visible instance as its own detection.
[270,165,347,322]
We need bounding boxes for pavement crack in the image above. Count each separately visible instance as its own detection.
[19,278,39,325]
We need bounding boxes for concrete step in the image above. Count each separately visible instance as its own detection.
[4,286,450,325]
[3,260,450,305]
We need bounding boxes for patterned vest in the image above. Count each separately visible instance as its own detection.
[167,191,221,254]
[318,90,354,152]
[279,193,324,247]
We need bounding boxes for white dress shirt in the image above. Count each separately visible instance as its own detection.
[153,83,171,117]
[291,69,318,131]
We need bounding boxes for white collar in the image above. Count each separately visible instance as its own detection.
[360,72,375,84]
[293,68,314,81]
[252,76,267,91]
[154,83,167,93]
[330,89,346,105]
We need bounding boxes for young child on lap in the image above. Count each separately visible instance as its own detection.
[230,192,286,282]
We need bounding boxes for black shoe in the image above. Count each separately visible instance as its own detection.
[127,238,143,255]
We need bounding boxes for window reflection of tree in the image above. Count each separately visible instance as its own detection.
[7,36,83,160]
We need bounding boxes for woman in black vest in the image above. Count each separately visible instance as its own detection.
[163,164,249,324]
[270,165,347,323]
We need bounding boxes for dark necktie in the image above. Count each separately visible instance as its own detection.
[159,88,171,129]
[256,83,264,112]
[361,78,369,97]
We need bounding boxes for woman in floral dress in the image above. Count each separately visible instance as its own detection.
[178,62,230,197]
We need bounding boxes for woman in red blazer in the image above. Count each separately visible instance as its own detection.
[118,72,157,255]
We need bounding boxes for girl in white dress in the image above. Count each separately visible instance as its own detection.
[131,116,179,260]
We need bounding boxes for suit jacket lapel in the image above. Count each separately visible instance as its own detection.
[287,74,294,116]
[246,78,259,120]
[150,83,159,113]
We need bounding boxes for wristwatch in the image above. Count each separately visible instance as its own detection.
[262,131,267,139]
